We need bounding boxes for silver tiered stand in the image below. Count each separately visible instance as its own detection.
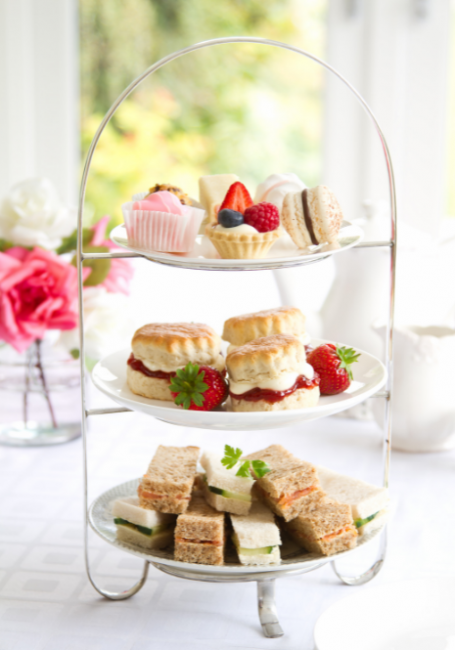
[77,37,396,639]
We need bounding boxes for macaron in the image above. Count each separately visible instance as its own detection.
[281,185,344,248]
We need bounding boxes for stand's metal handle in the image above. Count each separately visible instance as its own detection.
[332,526,387,586]
[257,580,284,638]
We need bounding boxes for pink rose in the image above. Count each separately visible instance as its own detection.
[0,247,80,352]
[90,216,134,295]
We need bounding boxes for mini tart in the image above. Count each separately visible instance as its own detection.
[205,224,281,260]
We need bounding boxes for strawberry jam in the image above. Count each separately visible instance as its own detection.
[230,373,320,404]
[127,354,174,381]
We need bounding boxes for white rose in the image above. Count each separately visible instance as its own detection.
[0,177,76,249]
[57,287,134,361]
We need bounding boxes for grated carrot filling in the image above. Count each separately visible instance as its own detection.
[175,537,222,546]
[277,485,318,508]
[138,486,190,501]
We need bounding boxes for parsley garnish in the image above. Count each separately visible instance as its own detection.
[221,444,271,478]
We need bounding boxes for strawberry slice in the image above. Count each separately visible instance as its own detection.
[219,182,253,214]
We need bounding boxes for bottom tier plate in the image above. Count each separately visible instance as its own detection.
[88,479,385,578]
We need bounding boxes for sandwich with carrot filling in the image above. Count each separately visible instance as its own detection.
[226,334,319,412]
[112,497,176,550]
[244,444,324,521]
[138,445,200,514]
[174,496,225,565]
[284,499,358,556]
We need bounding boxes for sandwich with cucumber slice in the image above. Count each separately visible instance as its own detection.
[112,496,176,550]
[200,445,271,516]
[230,501,282,566]
[317,466,389,535]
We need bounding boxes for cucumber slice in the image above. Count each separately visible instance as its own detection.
[354,512,378,528]
[207,485,252,503]
[114,518,166,537]
[239,545,276,556]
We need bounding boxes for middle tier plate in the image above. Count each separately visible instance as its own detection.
[92,341,387,431]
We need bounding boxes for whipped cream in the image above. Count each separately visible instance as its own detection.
[229,365,314,395]
[215,223,258,234]
[138,355,225,374]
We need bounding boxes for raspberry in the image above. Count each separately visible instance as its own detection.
[243,202,280,233]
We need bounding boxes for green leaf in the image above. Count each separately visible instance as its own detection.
[251,459,271,478]
[0,238,20,252]
[71,246,111,287]
[236,460,252,478]
[221,444,243,469]
[170,362,209,410]
[336,345,361,381]
[56,227,93,254]
[70,348,80,360]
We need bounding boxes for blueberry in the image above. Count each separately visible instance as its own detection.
[218,209,244,228]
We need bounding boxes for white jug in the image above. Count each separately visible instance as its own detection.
[372,324,455,452]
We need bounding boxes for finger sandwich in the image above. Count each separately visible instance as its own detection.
[230,501,281,566]
[227,334,319,412]
[222,307,310,354]
[112,497,176,550]
[284,499,358,556]
[174,496,225,565]
[200,451,254,516]
[127,322,225,401]
[138,445,200,514]
[317,466,389,535]
[244,444,325,521]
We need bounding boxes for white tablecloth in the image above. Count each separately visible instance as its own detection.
[1,382,455,650]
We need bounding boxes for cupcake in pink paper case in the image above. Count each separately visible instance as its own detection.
[122,190,205,253]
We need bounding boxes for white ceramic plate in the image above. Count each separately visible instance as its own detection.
[314,577,455,650]
[89,479,384,577]
[91,340,387,431]
[110,221,363,271]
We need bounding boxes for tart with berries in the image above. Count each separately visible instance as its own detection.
[205,182,281,259]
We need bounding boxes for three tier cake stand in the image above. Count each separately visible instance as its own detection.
[77,37,396,639]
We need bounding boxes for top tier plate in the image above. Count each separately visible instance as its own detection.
[110,221,363,271]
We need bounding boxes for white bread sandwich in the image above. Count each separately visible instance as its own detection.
[230,501,281,566]
[138,445,200,514]
[174,496,225,565]
[200,450,254,516]
[222,307,310,354]
[226,334,319,412]
[112,497,176,550]
[317,466,389,535]
[127,322,225,401]
[281,185,344,248]
[244,444,325,521]
[284,499,358,556]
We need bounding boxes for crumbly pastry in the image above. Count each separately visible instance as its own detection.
[148,183,191,205]
[281,185,344,248]
[138,445,200,514]
[205,224,281,260]
[222,307,307,348]
[244,444,325,521]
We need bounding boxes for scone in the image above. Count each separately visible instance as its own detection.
[127,323,225,401]
[222,307,310,353]
[226,334,320,412]
[281,186,344,248]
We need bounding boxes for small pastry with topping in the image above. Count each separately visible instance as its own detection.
[226,334,319,412]
[281,185,344,248]
[138,445,200,514]
[146,183,192,205]
[127,322,225,402]
[174,496,225,565]
[205,182,281,259]
[222,307,310,354]
[243,444,325,521]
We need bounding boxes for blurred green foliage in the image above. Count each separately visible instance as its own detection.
[80,0,327,224]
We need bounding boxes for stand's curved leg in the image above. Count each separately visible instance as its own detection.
[85,542,150,600]
[332,526,387,586]
[257,580,284,638]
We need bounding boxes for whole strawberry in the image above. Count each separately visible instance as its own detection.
[307,344,360,395]
[170,362,228,411]
[243,202,280,232]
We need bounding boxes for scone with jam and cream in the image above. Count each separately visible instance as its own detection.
[127,323,225,401]
[222,307,310,354]
[205,182,281,259]
[226,334,319,412]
